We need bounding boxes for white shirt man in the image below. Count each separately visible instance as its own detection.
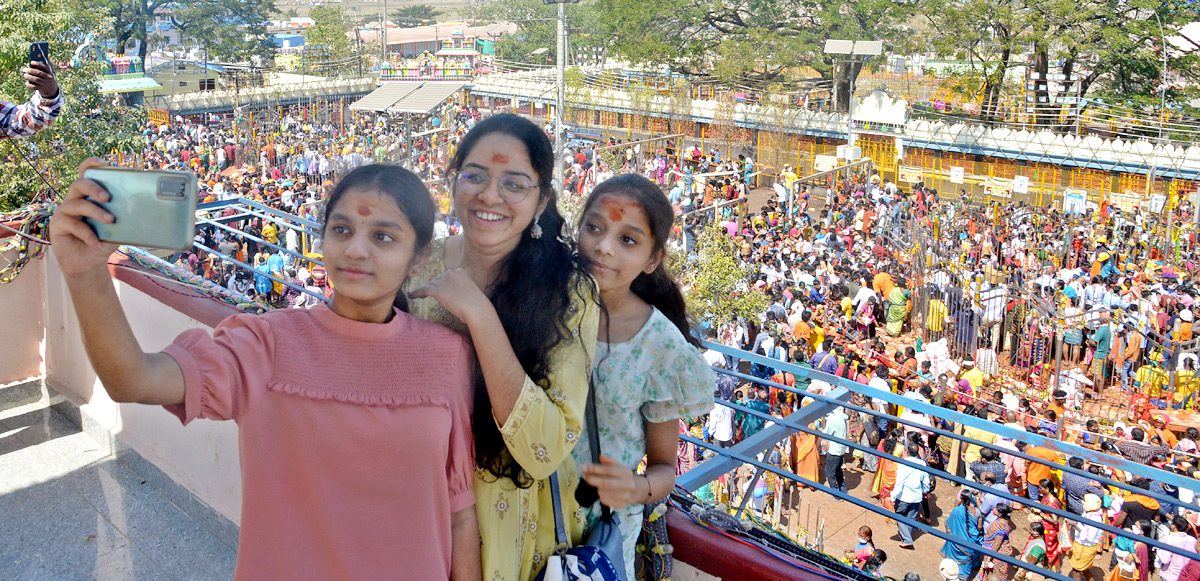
[703,348,725,368]
[982,284,1007,324]
[853,285,877,310]
[706,403,734,445]
[868,374,892,420]
[285,227,299,253]
[891,450,930,506]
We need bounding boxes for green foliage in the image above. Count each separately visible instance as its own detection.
[92,0,166,58]
[922,0,1198,124]
[305,4,353,62]
[709,90,747,159]
[391,5,443,28]
[467,0,556,63]
[564,65,586,118]
[626,81,657,121]
[682,223,768,326]
[667,79,692,122]
[596,146,622,173]
[95,0,274,62]
[0,0,147,211]
[467,0,606,66]
[171,0,276,64]
[590,0,911,110]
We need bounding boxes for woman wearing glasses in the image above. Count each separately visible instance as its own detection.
[406,113,599,580]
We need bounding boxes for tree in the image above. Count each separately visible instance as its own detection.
[94,0,169,60]
[171,0,276,64]
[760,84,798,174]
[921,0,1023,124]
[682,223,768,326]
[923,0,1198,130]
[626,81,657,136]
[305,4,353,64]
[591,0,912,111]
[667,79,693,136]
[95,0,274,62]
[0,0,147,210]
[709,91,748,160]
[467,0,558,65]
[1051,0,1198,126]
[391,5,443,28]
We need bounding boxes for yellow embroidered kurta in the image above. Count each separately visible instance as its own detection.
[405,238,599,581]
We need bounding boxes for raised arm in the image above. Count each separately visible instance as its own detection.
[48,158,185,405]
[413,271,599,479]
[1,62,61,139]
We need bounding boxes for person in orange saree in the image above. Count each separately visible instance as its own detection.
[790,402,820,489]
[872,429,905,512]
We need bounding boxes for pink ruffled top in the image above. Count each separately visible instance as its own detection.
[163,303,475,580]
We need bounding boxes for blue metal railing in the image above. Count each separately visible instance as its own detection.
[677,340,1200,578]
[192,198,329,306]
[690,341,1200,506]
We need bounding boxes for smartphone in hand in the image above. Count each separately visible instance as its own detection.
[29,42,49,67]
[81,168,199,251]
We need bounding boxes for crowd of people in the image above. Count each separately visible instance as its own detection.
[125,99,483,307]
[78,94,1200,581]
[643,152,1200,579]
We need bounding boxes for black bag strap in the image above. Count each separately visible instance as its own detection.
[549,471,569,553]
[584,373,614,521]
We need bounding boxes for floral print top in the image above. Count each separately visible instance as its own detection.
[572,307,715,579]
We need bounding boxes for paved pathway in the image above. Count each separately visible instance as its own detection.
[0,402,236,580]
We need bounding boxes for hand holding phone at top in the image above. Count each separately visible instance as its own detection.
[22,61,58,100]
[49,158,118,278]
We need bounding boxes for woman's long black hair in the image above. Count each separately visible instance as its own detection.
[322,164,435,313]
[449,113,593,487]
[578,174,700,348]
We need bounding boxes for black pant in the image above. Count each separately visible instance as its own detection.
[824,453,847,493]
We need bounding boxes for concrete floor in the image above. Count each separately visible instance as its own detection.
[739,457,1115,581]
[0,401,236,580]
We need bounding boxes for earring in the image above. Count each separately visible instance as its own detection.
[530,213,544,239]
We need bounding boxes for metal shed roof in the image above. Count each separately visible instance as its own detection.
[348,83,421,112]
[386,82,465,114]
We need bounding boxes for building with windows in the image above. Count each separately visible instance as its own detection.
[358,22,516,59]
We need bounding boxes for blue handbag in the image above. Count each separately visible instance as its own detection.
[535,472,625,581]
[534,376,626,581]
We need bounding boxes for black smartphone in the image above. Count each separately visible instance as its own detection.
[29,42,49,67]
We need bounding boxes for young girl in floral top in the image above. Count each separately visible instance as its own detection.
[574,174,715,578]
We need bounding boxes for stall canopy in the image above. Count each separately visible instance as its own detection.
[349,83,421,112]
[350,82,465,115]
[98,77,162,94]
[386,82,465,115]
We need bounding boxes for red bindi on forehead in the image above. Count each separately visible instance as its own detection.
[357,203,372,217]
[492,153,509,164]
[598,194,640,222]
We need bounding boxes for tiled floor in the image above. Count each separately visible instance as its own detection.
[0,402,237,580]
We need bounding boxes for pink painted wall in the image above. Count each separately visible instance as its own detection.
[41,252,243,524]
[0,246,45,386]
